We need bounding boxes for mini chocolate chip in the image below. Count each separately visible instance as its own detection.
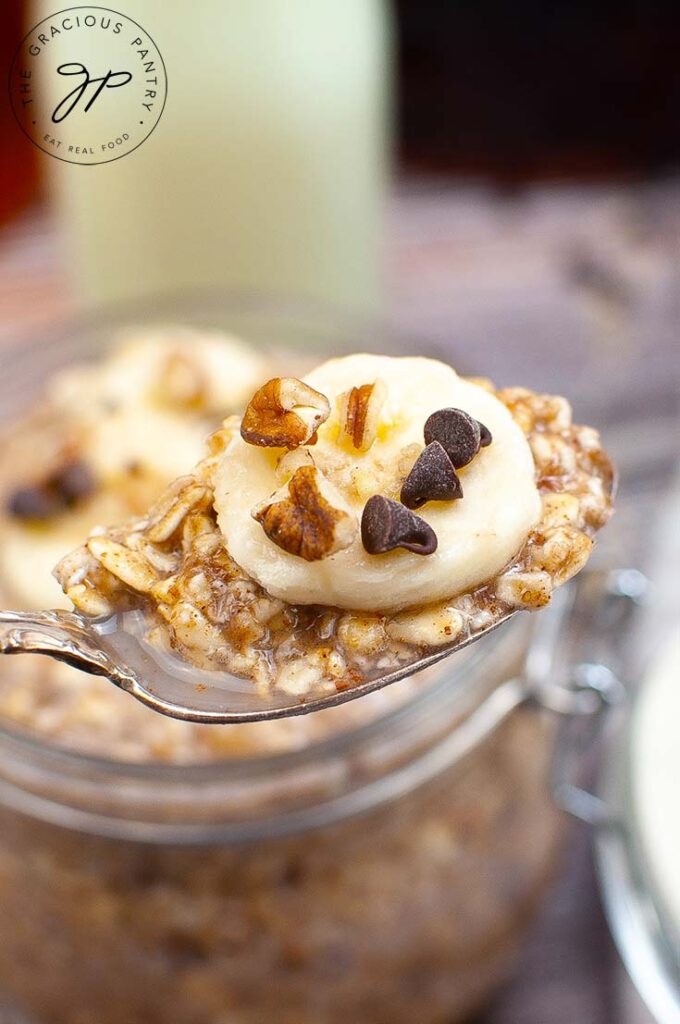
[51,460,96,506]
[401,441,463,509]
[361,495,438,556]
[7,485,62,521]
[423,408,481,469]
[6,460,96,522]
[478,421,493,447]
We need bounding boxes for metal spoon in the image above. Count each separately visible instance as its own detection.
[0,454,616,726]
[0,604,516,723]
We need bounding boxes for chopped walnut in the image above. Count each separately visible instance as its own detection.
[155,351,207,409]
[274,447,316,485]
[252,465,357,562]
[337,379,387,451]
[241,378,330,449]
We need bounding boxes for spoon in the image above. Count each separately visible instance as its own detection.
[0,604,516,723]
[0,454,616,726]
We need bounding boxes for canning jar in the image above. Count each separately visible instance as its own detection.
[0,302,569,1023]
[0,608,566,1024]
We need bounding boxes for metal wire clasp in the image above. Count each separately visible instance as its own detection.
[530,568,650,826]
[548,662,627,825]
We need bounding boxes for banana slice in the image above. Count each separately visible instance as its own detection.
[214,354,541,613]
[1,330,267,611]
[0,521,77,609]
[50,328,267,419]
[84,406,211,485]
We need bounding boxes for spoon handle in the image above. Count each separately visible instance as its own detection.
[0,608,115,678]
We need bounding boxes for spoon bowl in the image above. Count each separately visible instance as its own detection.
[0,605,517,723]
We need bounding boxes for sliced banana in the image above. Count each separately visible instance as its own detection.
[50,328,267,419]
[0,521,76,609]
[214,354,541,613]
[84,406,210,485]
[0,329,267,611]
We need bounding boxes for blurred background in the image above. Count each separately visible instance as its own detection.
[3,3,680,403]
[1,2,679,1022]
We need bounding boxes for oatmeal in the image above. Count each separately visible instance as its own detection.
[55,354,613,698]
[0,692,560,1024]
[0,332,567,1024]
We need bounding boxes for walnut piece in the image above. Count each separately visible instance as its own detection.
[337,379,387,451]
[241,378,330,449]
[274,447,316,485]
[155,351,206,409]
[252,465,357,561]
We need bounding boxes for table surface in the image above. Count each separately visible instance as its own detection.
[2,180,677,1024]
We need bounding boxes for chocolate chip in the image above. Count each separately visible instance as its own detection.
[6,460,96,522]
[400,441,463,509]
[52,461,96,506]
[361,495,437,556]
[478,421,493,447]
[423,408,481,469]
[7,485,62,521]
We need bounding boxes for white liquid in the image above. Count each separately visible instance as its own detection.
[633,630,680,929]
[37,0,392,313]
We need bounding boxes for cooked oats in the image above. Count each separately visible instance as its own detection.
[57,380,613,699]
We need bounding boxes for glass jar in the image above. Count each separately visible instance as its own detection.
[0,612,563,1024]
[0,301,565,1023]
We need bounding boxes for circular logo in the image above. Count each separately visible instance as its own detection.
[8,6,167,165]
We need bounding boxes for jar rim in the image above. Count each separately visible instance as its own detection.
[0,618,535,844]
[0,626,504,780]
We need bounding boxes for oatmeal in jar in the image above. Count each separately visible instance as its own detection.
[0,326,572,1024]
[55,353,613,699]
[0,612,561,1024]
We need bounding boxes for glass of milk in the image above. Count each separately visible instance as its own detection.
[35,0,393,314]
